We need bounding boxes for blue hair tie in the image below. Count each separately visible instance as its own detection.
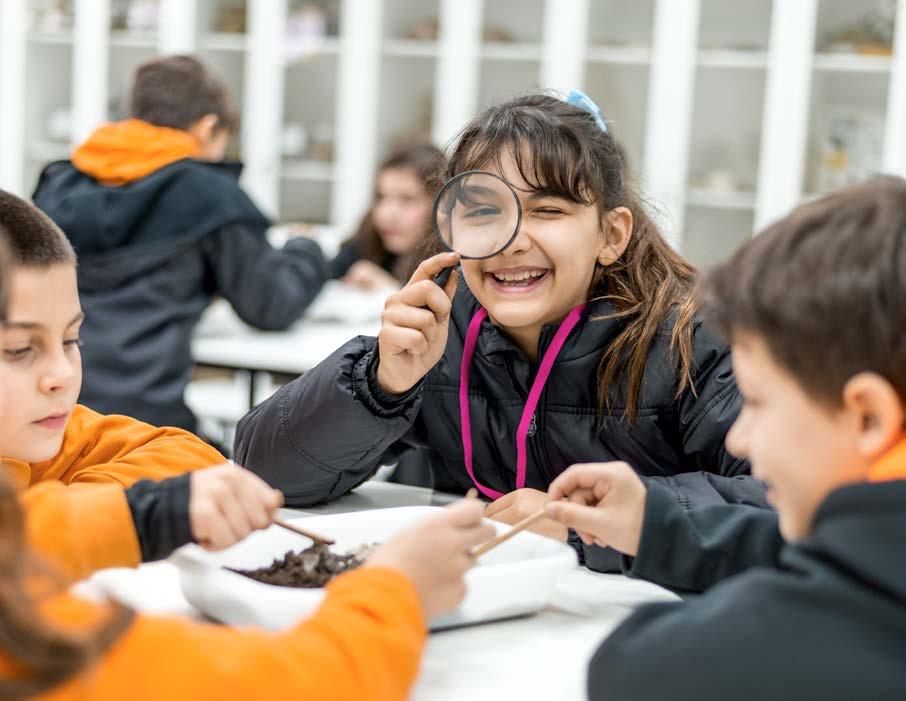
[567,89,608,133]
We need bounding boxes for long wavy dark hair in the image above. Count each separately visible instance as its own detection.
[422,94,699,423]
[0,223,134,699]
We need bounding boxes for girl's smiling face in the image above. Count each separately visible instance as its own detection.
[459,151,630,356]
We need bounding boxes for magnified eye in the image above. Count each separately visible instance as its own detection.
[465,206,501,218]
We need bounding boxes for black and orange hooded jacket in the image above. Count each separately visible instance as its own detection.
[33,120,329,432]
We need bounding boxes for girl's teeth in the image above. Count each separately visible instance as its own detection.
[492,270,546,282]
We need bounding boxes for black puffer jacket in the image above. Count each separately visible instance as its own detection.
[236,287,768,569]
[33,159,328,432]
[591,479,906,700]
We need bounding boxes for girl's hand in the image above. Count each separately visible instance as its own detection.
[375,251,460,394]
[544,462,647,556]
[189,464,284,550]
[342,260,401,291]
[485,488,567,542]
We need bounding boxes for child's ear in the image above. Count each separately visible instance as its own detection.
[186,114,220,146]
[598,207,633,266]
[843,373,904,459]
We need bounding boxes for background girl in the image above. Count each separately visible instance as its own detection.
[331,143,445,290]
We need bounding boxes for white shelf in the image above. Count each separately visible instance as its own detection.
[200,32,248,52]
[481,42,542,61]
[586,45,651,65]
[813,52,892,73]
[27,30,74,45]
[382,39,439,58]
[686,187,757,211]
[285,36,340,64]
[27,140,71,162]
[697,49,768,70]
[281,159,335,182]
[109,31,158,49]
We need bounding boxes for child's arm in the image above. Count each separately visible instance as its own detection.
[235,252,460,507]
[45,501,493,701]
[198,222,330,331]
[30,405,224,487]
[21,465,283,581]
[547,462,784,593]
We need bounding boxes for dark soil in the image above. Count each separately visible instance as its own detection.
[229,543,378,588]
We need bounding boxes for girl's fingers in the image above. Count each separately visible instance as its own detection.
[382,305,441,336]
[381,326,430,355]
[406,251,461,285]
[395,279,453,320]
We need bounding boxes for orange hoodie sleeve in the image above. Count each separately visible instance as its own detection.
[30,567,427,701]
[24,405,224,488]
[20,481,141,581]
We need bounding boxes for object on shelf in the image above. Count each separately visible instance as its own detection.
[308,122,334,162]
[46,108,73,144]
[814,105,883,193]
[33,0,73,32]
[111,0,159,32]
[483,26,516,43]
[404,18,439,40]
[215,0,248,34]
[286,3,330,61]
[281,123,309,158]
[690,169,743,194]
[819,0,895,55]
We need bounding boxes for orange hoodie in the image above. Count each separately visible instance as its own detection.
[71,119,201,186]
[4,404,224,580]
[5,566,427,701]
[868,436,906,482]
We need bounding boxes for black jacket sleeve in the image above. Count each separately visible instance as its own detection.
[200,222,330,331]
[329,241,362,279]
[124,474,194,562]
[621,481,783,592]
[234,337,424,506]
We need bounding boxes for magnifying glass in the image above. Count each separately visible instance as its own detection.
[432,170,522,288]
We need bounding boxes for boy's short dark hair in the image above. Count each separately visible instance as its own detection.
[130,55,238,133]
[0,190,76,267]
[702,176,906,408]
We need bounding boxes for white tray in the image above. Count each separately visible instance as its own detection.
[172,506,577,631]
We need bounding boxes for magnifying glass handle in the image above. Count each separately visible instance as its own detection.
[434,264,457,289]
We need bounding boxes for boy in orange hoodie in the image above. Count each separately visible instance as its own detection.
[544,177,906,700]
[0,219,495,701]
[0,189,272,578]
[33,55,329,433]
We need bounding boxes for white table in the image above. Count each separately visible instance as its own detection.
[86,480,678,701]
[192,282,387,376]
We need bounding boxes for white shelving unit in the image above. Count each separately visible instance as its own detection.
[2,0,905,268]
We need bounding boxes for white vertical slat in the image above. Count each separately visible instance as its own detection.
[642,0,701,250]
[331,0,383,232]
[72,0,110,143]
[754,0,817,231]
[0,0,28,194]
[432,0,484,148]
[540,0,589,93]
[241,0,286,217]
[883,0,906,175]
[158,0,198,54]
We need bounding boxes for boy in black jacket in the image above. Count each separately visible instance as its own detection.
[545,177,906,700]
[33,56,328,432]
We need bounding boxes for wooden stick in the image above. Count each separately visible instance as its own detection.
[469,508,547,557]
[273,518,335,545]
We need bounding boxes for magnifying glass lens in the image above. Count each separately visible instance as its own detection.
[433,171,521,259]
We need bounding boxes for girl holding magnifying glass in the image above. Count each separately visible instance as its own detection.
[236,93,769,572]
